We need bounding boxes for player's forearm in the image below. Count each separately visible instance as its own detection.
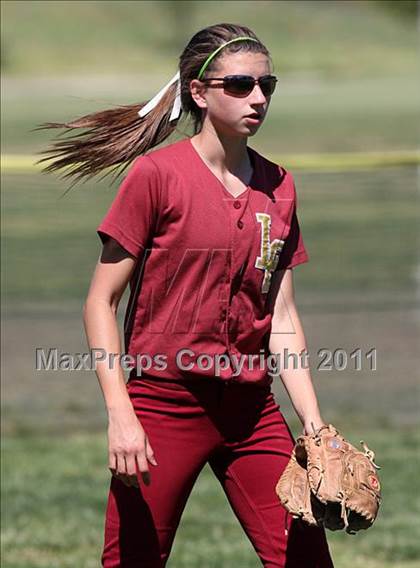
[268,305,324,430]
[83,297,133,414]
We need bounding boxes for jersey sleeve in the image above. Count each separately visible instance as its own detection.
[96,155,161,258]
[275,176,309,270]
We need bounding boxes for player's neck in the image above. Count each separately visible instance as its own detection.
[190,130,251,179]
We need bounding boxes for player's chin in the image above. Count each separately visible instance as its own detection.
[244,127,259,137]
[241,125,261,137]
[225,119,262,138]
[241,118,263,134]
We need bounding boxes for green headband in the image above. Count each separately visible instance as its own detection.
[197,36,260,81]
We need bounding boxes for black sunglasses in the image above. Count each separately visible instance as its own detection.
[200,74,278,97]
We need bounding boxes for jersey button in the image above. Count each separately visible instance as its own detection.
[233,201,241,209]
[237,220,244,229]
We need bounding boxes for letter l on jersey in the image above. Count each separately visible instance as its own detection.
[255,213,285,293]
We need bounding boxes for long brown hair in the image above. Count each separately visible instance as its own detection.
[33,23,270,190]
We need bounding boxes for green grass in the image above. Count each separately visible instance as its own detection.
[1,1,417,78]
[2,426,419,567]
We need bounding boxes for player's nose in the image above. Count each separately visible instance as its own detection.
[249,82,267,104]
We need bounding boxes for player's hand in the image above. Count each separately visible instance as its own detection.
[107,406,158,488]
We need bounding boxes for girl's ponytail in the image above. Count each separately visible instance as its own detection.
[34,23,270,191]
[33,78,181,190]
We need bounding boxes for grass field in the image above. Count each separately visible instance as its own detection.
[2,1,420,566]
[1,1,417,78]
[2,427,420,567]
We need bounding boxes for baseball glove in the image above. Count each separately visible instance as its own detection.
[276,424,381,535]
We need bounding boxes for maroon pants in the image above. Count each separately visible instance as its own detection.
[101,377,334,567]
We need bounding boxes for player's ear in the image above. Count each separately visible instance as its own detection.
[189,79,208,110]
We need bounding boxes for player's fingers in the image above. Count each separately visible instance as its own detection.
[108,452,117,476]
[145,437,158,466]
[109,454,127,485]
[124,454,140,488]
[113,453,132,487]
[136,451,151,486]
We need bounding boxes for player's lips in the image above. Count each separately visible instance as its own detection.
[244,112,263,123]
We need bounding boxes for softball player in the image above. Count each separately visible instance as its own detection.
[40,22,334,568]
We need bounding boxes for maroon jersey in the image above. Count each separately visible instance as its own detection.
[96,137,309,385]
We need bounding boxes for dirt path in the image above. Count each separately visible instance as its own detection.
[3,294,418,436]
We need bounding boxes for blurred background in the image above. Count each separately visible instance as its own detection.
[1,1,419,566]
